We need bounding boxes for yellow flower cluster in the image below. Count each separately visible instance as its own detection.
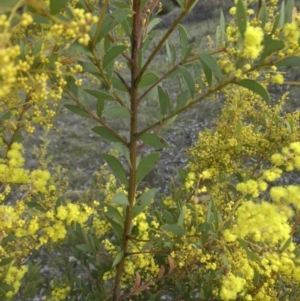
[242,24,264,59]
[226,200,292,244]
[0,14,21,98]
[49,285,71,301]
[220,273,246,300]
[2,264,28,298]
[271,185,300,210]
[236,179,268,198]
[50,8,98,45]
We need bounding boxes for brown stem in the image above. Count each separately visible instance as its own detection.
[112,1,141,300]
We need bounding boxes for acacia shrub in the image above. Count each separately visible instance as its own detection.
[1,0,300,300]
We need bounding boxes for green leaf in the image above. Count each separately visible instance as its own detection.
[279,1,285,29]
[64,104,90,118]
[285,0,294,23]
[139,72,159,87]
[133,188,157,218]
[0,0,18,9]
[177,206,186,227]
[171,43,177,65]
[50,0,70,15]
[234,79,270,103]
[111,192,129,206]
[285,118,294,133]
[157,86,172,116]
[1,234,15,247]
[178,65,195,98]
[183,43,194,62]
[161,224,186,236]
[103,153,128,186]
[162,210,175,224]
[271,15,280,35]
[178,24,188,54]
[259,38,285,64]
[258,2,267,28]
[70,42,93,58]
[103,106,131,118]
[26,202,47,213]
[0,258,13,267]
[66,76,79,97]
[143,30,158,50]
[199,53,223,84]
[199,58,212,85]
[112,76,129,92]
[0,111,11,120]
[237,239,260,261]
[166,39,172,65]
[76,244,95,253]
[220,10,225,46]
[0,282,14,293]
[107,218,123,241]
[105,204,124,226]
[281,237,292,252]
[33,38,43,56]
[112,250,124,268]
[175,91,189,111]
[175,0,185,9]
[33,15,51,24]
[97,99,105,117]
[92,126,125,144]
[112,142,131,166]
[147,18,161,34]
[206,198,213,224]
[276,57,300,67]
[80,62,102,80]
[12,131,23,143]
[103,45,127,69]
[140,133,169,149]
[84,88,115,101]
[136,152,160,186]
[96,9,133,44]
[236,0,247,38]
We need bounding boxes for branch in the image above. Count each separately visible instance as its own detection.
[62,88,128,145]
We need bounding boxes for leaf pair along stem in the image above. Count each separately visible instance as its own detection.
[111,1,200,299]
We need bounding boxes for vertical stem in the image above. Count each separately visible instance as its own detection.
[112,0,140,300]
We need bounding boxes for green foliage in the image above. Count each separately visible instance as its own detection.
[2,0,300,300]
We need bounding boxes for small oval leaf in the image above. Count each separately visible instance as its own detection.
[133,188,157,218]
[104,106,131,118]
[178,65,195,98]
[84,89,115,101]
[92,126,125,144]
[140,133,169,149]
[276,56,300,67]
[139,72,159,87]
[103,45,127,69]
[50,0,70,15]
[161,224,186,236]
[236,0,247,38]
[103,153,128,186]
[234,79,270,103]
[112,250,124,268]
[111,192,129,206]
[136,152,160,186]
[64,105,90,118]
